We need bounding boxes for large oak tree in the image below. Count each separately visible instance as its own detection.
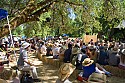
[0,0,125,38]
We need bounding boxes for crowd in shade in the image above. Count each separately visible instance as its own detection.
[0,35,125,83]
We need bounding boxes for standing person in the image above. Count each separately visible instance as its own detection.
[17,42,41,82]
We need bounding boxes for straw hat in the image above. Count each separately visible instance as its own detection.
[121,49,125,55]
[58,63,76,81]
[82,58,94,66]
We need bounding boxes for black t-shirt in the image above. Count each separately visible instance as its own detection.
[63,48,72,63]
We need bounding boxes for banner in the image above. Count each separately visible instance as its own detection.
[0,8,8,20]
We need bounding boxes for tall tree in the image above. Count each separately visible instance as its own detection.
[0,0,125,38]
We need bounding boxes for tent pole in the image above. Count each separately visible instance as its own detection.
[7,16,17,62]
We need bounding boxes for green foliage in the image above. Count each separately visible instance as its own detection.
[12,25,24,36]
[1,0,125,38]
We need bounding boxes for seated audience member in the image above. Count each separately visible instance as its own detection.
[59,45,66,61]
[81,42,86,50]
[71,44,79,61]
[0,41,12,62]
[39,41,47,55]
[52,43,60,59]
[63,43,72,63]
[108,46,120,66]
[17,42,41,82]
[56,63,76,83]
[76,49,88,70]
[0,62,12,81]
[77,58,111,82]
[97,46,109,65]
[46,44,53,56]
[87,46,98,63]
[119,49,125,70]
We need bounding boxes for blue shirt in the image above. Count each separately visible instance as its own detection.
[82,64,96,78]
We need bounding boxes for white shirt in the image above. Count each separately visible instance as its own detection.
[41,45,47,55]
[52,47,59,56]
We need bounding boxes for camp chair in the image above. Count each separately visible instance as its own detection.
[88,72,107,83]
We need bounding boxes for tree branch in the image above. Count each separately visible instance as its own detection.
[0,0,57,37]
[64,0,83,6]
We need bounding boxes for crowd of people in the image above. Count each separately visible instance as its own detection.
[0,36,125,82]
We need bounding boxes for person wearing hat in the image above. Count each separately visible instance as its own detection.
[119,49,125,70]
[17,42,41,82]
[79,58,96,81]
[77,58,111,82]
[56,63,76,83]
